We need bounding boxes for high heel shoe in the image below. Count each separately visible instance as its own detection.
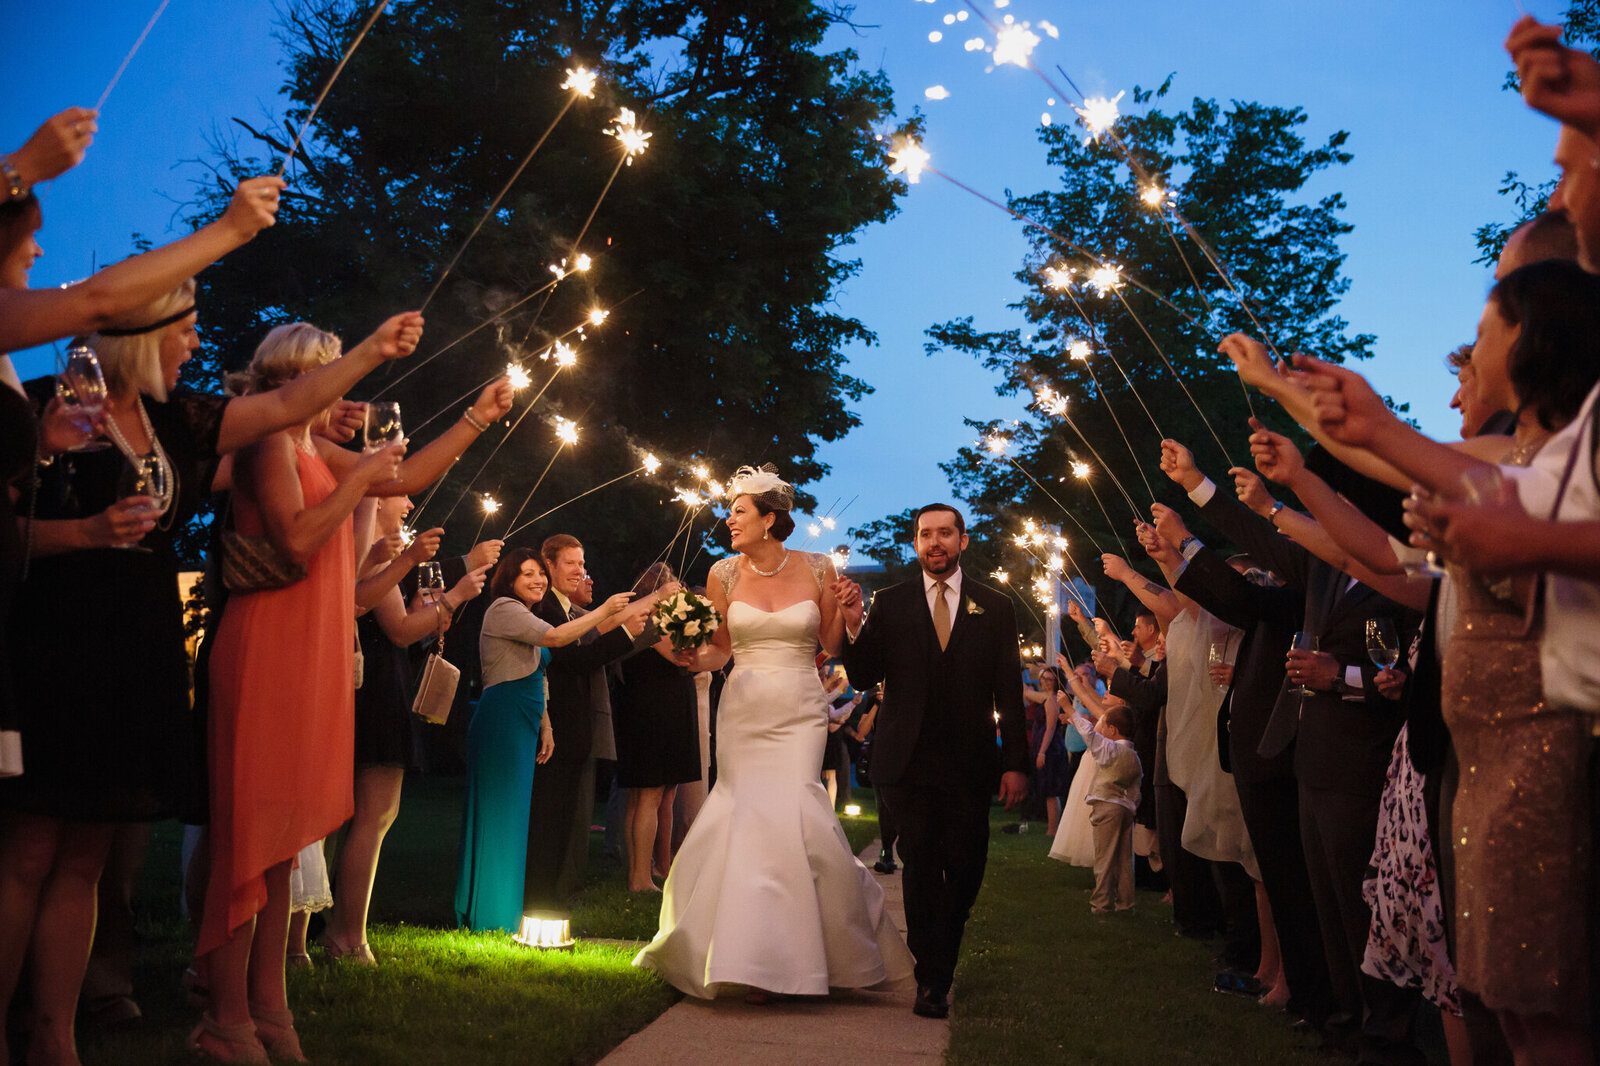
[250,1004,307,1062]
[188,1013,269,1064]
[317,932,376,965]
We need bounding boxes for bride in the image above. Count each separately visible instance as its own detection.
[634,465,914,999]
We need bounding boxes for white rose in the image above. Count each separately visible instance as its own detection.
[682,620,701,637]
[673,600,691,619]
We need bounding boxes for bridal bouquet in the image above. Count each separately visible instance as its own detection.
[653,588,723,651]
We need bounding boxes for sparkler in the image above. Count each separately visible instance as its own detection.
[984,436,1109,555]
[471,493,501,544]
[499,417,581,537]
[95,0,172,112]
[1042,265,1073,292]
[992,24,1041,68]
[418,66,597,312]
[277,0,391,177]
[502,453,662,540]
[888,139,932,184]
[607,108,653,162]
[506,362,533,391]
[1071,460,1129,556]
[1074,92,1124,141]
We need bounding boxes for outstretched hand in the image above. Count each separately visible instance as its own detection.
[1248,417,1304,485]
[1101,553,1134,583]
[472,375,514,421]
[9,108,97,187]
[1159,439,1202,491]
[1506,15,1600,138]
[1231,467,1277,517]
[1294,352,1394,448]
[367,312,426,362]
[220,176,285,241]
[1149,502,1189,549]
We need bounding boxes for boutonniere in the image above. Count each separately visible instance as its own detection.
[965,597,984,616]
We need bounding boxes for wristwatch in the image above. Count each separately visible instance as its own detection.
[0,157,27,203]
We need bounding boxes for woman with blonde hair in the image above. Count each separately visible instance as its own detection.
[193,321,511,1062]
[0,256,425,1064]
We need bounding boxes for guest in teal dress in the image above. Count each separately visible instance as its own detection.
[455,548,638,932]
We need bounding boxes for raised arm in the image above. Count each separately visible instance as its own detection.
[0,177,283,352]
[1101,552,1179,630]
[249,436,403,566]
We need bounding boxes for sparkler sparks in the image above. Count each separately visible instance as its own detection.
[1141,184,1170,208]
[992,23,1041,68]
[642,453,661,475]
[399,527,416,546]
[506,362,532,390]
[888,139,931,184]
[821,517,836,530]
[673,487,704,507]
[541,340,577,367]
[705,480,724,498]
[1068,338,1093,361]
[588,307,609,325]
[1074,91,1125,141]
[480,494,501,514]
[1034,385,1068,417]
[692,465,709,480]
[573,253,592,272]
[1042,264,1073,291]
[808,523,822,538]
[829,545,852,571]
[1072,461,1093,480]
[992,570,1009,583]
[607,108,652,161]
[985,435,1008,456]
[562,66,598,99]
[553,417,579,445]
[1086,264,1124,296]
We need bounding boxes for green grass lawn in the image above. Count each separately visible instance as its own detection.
[73,775,1395,1065]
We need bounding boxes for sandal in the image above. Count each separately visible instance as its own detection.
[317,933,376,965]
[188,1013,269,1064]
[250,1004,307,1062]
[285,952,313,970]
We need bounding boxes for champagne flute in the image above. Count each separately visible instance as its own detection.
[114,456,169,549]
[417,560,444,604]
[1366,618,1400,672]
[364,401,403,451]
[56,345,110,450]
[1289,631,1318,697]
[1207,639,1229,689]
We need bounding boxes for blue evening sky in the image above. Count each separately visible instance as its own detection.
[7,0,1568,547]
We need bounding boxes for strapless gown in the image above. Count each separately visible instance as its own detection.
[634,600,915,998]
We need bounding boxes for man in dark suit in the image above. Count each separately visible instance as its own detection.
[836,503,1030,1020]
[1160,441,1422,1065]
[523,534,647,911]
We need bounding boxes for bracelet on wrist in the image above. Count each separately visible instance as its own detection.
[462,407,489,432]
[1,157,28,203]
[1267,500,1285,522]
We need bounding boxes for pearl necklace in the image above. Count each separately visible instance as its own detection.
[746,548,789,578]
[102,396,177,531]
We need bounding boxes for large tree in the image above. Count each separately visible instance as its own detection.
[893,77,1371,631]
[179,0,914,585]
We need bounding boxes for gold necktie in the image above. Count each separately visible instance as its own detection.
[933,580,951,651]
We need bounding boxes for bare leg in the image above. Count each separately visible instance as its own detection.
[27,821,118,1066]
[1253,879,1289,1007]
[1441,1011,1473,1066]
[626,787,664,892]
[1500,1010,1593,1066]
[823,770,837,808]
[245,862,292,1015]
[1044,797,1061,838]
[286,911,311,966]
[325,766,403,953]
[82,823,150,1017]
[653,786,677,877]
[0,813,60,1066]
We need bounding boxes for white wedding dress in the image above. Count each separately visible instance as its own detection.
[634,599,915,998]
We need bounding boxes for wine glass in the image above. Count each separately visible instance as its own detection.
[1366,618,1400,672]
[417,560,444,603]
[1404,466,1506,578]
[56,345,109,449]
[364,402,403,451]
[1289,631,1318,697]
[1207,639,1229,689]
[114,456,170,549]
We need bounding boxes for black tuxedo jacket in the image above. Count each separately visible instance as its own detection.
[1176,544,1301,784]
[840,571,1029,792]
[534,592,635,766]
[1195,488,1416,798]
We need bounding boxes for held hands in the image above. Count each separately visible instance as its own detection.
[472,376,514,423]
[833,577,865,630]
[444,563,491,609]
[1506,16,1600,137]
[9,108,97,187]
[1149,502,1189,550]
[317,400,366,444]
[90,497,159,548]
[1159,439,1202,491]
[1216,333,1279,391]
[1248,417,1304,486]
[355,441,406,488]
[1231,467,1277,517]
[1294,353,1394,448]
[598,591,636,619]
[220,176,285,241]
[465,539,504,572]
[1285,649,1339,692]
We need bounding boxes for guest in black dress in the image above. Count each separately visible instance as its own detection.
[614,563,701,892]
[1029,667,1071,836]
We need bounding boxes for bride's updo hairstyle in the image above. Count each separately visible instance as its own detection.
[727,463,796,542]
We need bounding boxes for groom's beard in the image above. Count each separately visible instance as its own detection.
[919,548,960,577]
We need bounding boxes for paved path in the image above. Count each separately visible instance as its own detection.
[598,841,949,1066]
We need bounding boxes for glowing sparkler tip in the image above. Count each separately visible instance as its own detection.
[563,66,598,98]
[829,545,852,571]
[1086,264,1124,296]
[1042,264,1073,291]
[992,569,1010,583]
[985,435,1008,456]
[1075,90,1125,141]
[554,417,579,445]
[1034,385,1067,417]
[481,495,501,515]
[887,139,931,184]
[1068,339,1092,361]
[543,340,577,368]
[692,464,709,480]
[588,307,609,325]
[642,453,661,475]
[993,23,1041,68]
[607,107,652,160]
[573,253,592,272]
[506,362,532,391]
[399,527,416,546]
[673,487,702,507]
[821,517,836,530]
[1071,461,1092,480]
[807,523,822,538]
[705,480,724,498]
[1140,184,1169,208]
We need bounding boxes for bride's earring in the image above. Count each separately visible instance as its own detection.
[762,527,769,541]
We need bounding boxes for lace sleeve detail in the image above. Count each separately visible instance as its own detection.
[805,551,831,592]
[710,556,739,600]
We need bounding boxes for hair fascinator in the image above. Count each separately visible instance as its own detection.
[726,463,794,509]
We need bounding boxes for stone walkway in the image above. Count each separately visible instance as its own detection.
[597,841,949,1066]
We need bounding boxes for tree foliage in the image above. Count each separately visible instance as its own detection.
[178,0,913,584]
[911,79,1371,632]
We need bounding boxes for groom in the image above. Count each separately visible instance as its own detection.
[837,503,1029,1019]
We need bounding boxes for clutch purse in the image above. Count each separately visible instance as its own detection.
[412,602,460,724]
[218,499,306,593]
